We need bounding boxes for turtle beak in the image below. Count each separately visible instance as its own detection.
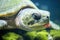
[43,16,50,28]
[43,23,51,28]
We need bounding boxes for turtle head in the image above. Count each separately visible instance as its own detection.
[15,8,50,31]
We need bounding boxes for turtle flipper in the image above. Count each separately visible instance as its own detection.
[0,20,7,29]
[50,20,60,30]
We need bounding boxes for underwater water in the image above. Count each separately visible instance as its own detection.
[0,0,60,40]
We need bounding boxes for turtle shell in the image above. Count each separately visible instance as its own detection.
[0,0,34,17]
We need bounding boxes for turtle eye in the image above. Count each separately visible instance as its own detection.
[32,13,41,20]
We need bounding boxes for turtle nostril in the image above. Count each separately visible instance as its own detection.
[32,13,41,20]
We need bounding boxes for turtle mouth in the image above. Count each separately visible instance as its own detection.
[25,19,50,27]
[43,23,50,28]
[22,18,50,29]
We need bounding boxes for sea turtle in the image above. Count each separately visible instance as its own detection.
[0,0,60,31]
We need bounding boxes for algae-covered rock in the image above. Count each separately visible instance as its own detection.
[34,31,48,40]
[26,31,37,40]
[50,30,60,40]
[26,30,49,40]
[2,32,23,40]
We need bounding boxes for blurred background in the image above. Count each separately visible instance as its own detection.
[32,0,60,25]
